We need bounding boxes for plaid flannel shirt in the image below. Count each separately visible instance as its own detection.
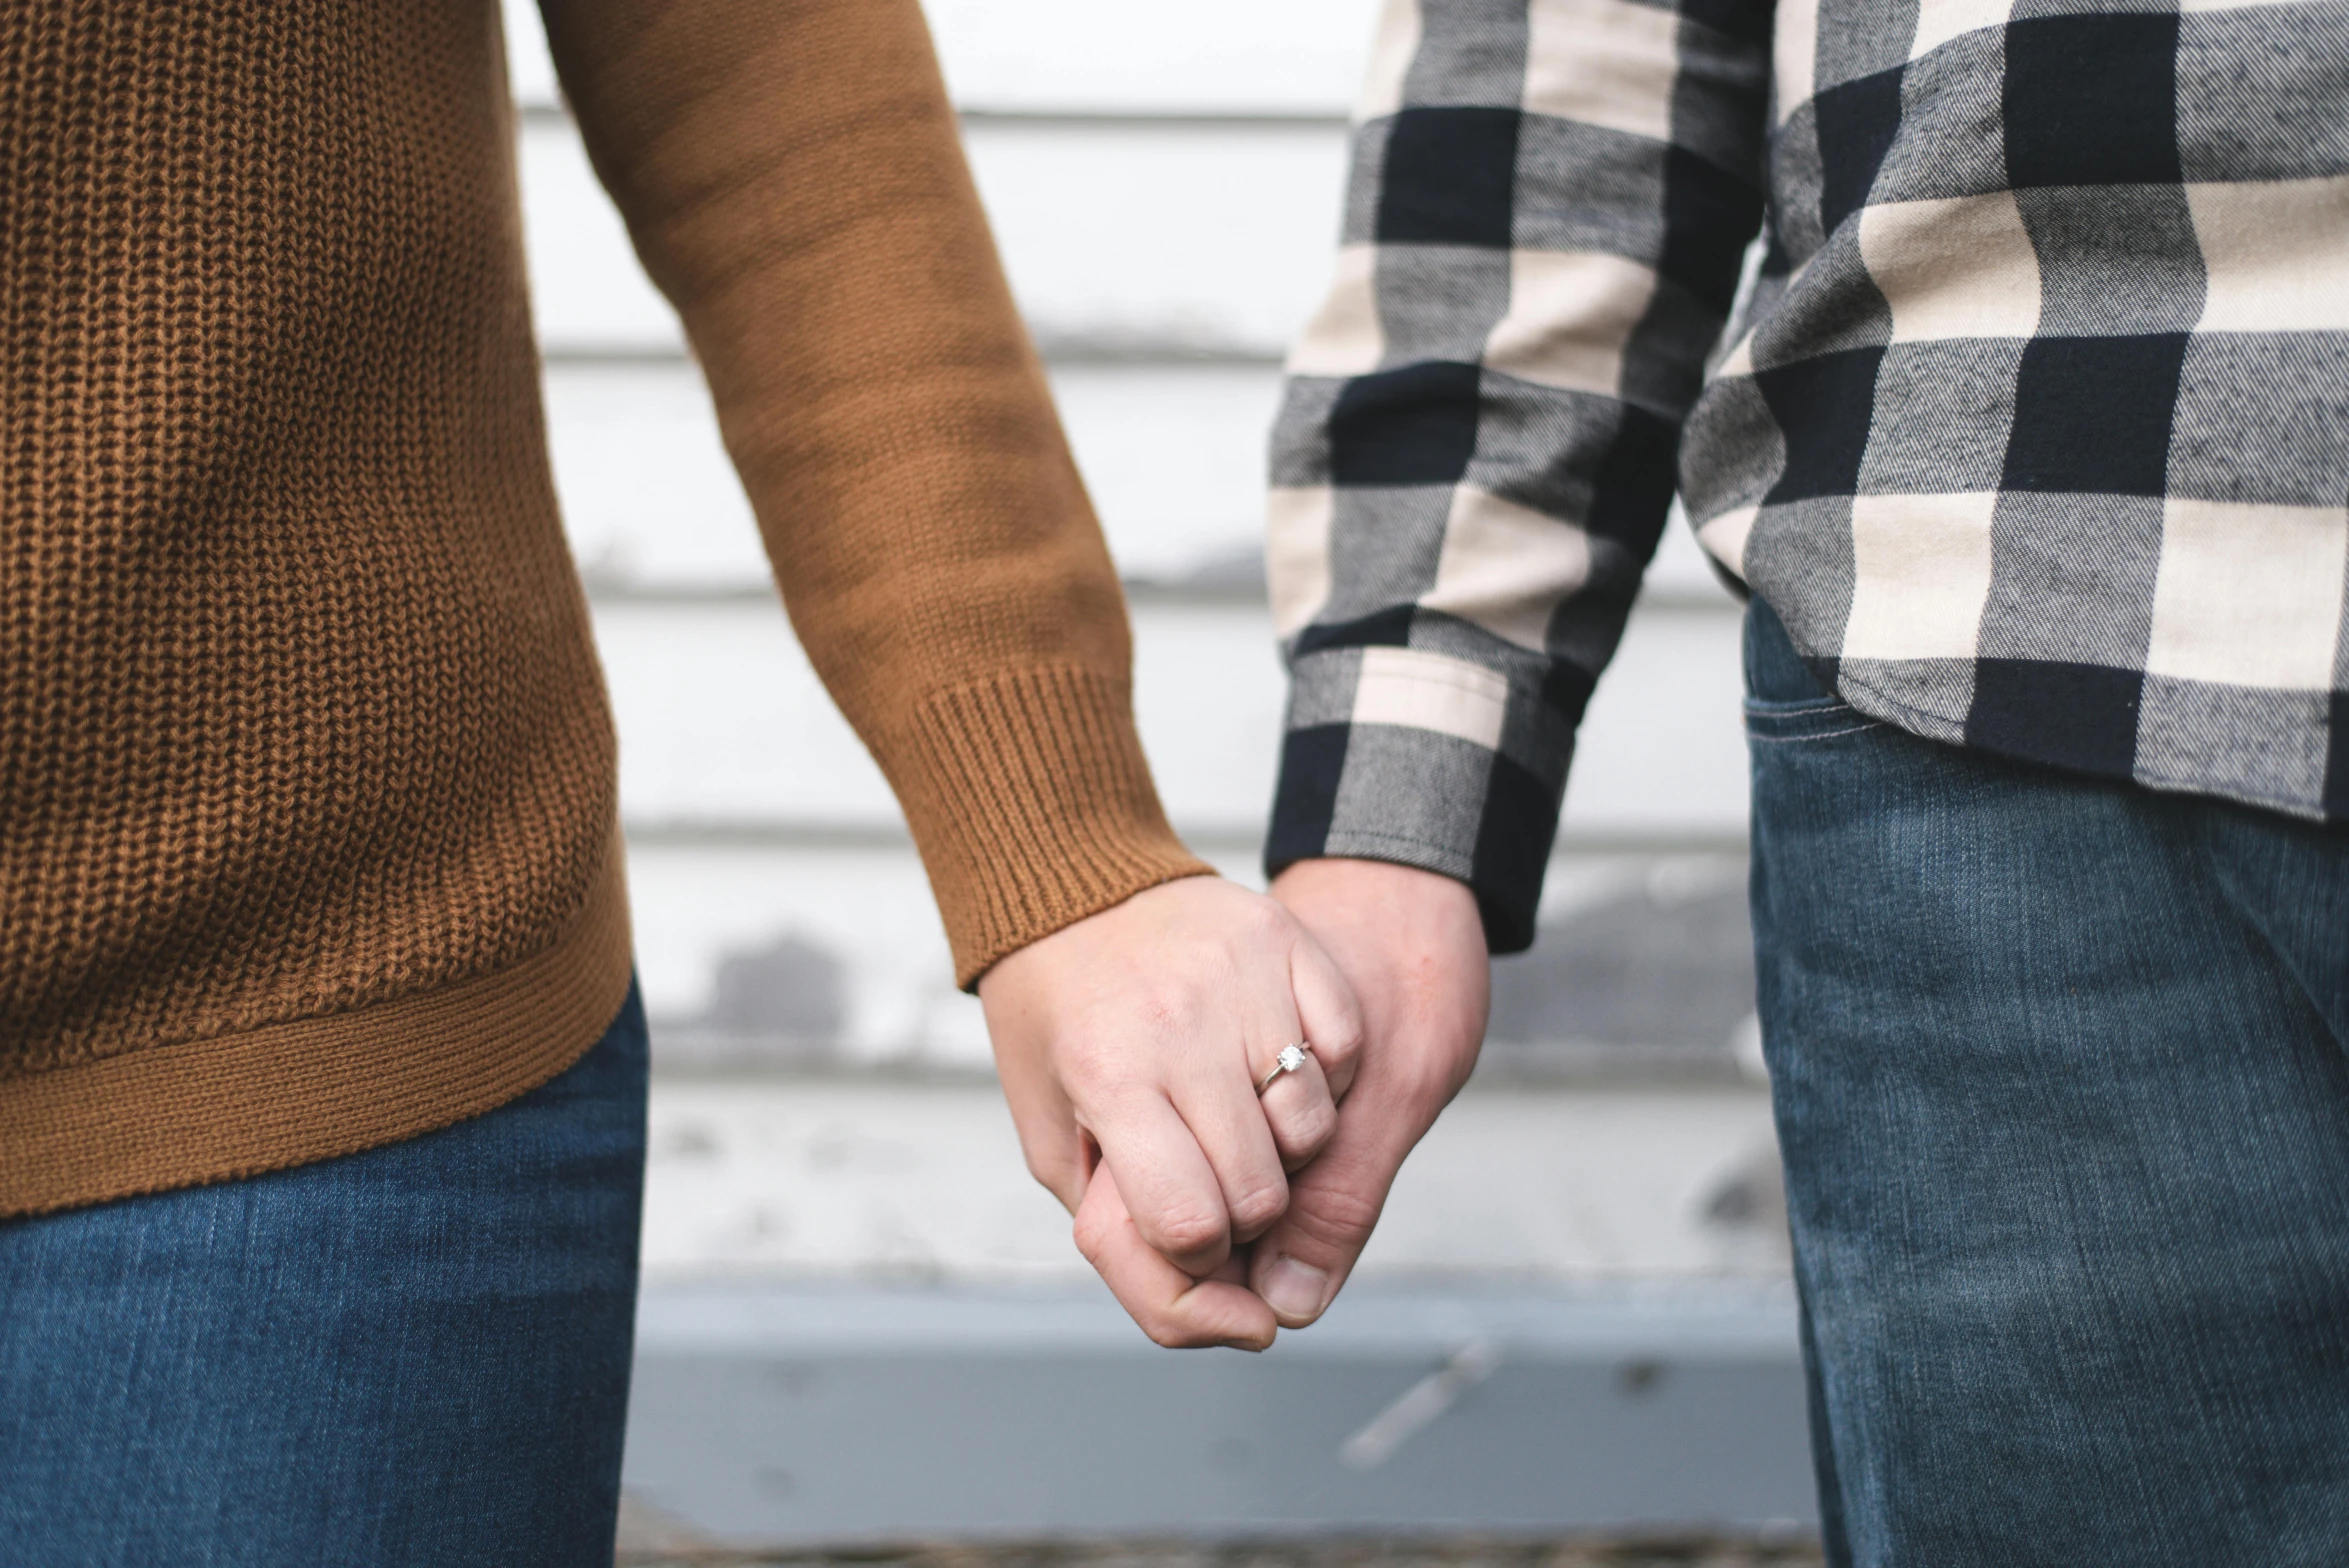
[1264,0,2349,949]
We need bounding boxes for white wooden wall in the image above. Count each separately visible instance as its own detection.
[502,1,1749,1069]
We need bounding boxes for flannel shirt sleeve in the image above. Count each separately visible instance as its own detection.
[1264,0,1772,951]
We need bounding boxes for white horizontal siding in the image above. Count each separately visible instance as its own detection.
[519,115,1350,359]
[609,588,1747,1061]
[623,839,1760,1073]
[597,597,1302,838]
[548,360,1284,591]
[598,597,1745,841]
[640,1078,1783,1284]
[931,0,1378,117]
[546,360,1737,600]
[502,0,1379,117]
[623,839,992,1066]
[504,0,1756,1077]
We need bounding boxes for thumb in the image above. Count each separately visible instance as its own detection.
[1245,1071,1435,1328]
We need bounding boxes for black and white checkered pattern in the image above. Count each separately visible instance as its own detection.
[1266,0,2349,949]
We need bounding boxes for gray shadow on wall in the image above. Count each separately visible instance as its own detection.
[1480,860,1758,1082]
[652,932,849,1071]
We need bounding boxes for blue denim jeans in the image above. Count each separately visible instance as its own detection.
[1745,601,2349,1566]
[0,985,649,1567]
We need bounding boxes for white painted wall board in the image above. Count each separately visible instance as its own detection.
[1048,362,1283,582]
[623,839,1267,1064]
[640,1078,1784,1285]
[519,122,682,350]
[598,603,894,829]
[922,0,1378,116]
[502,0,1380,117]
[518,117,1349,357]
[598,599,1297,835]
[962,119,1348,355]
[546,364,754,587]
[549,360,1736,600]
[546,361,1288,590]
[624,839,989,1065]
[1560,602,1751,833]
[595,597,1746,837]
[625,834,1756,1072]
[503,0,559,110]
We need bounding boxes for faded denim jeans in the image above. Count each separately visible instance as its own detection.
[0,985,650,1567]
[1746,599,2349,1565]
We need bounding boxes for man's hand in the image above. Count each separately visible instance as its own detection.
[979,876,1366,1350]
[1246,858,1490,1328]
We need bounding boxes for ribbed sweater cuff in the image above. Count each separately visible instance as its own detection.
[893,666,1214,989]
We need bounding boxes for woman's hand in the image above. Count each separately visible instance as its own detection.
[978,876,1365,1349]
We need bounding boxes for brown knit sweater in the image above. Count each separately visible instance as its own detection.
[0,0,1208,1218]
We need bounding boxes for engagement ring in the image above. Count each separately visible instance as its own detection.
[1256,1042,1312,1095]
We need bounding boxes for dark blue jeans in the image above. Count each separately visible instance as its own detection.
[0,985,649,1567]
[1746,602,2349,1566]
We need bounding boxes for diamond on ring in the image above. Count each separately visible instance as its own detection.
[1257,1041,1313,1095]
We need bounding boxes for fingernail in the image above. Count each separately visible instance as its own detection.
[1261,1255,1328,1321]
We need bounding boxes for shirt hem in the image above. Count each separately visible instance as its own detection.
[1829,663,2338,825]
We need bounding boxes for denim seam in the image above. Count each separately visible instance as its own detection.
[1743,700,1855,718]
[1746,722,1886,744]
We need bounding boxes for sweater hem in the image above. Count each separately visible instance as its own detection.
[0,839,635,1221]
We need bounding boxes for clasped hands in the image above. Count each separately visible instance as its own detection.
[978,859,1490,1350]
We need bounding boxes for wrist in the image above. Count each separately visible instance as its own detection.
[1272,857,1483,934]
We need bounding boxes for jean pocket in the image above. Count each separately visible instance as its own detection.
[1743,693,1883,744]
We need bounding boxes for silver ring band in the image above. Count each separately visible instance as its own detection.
[1256,1042,1313,1096]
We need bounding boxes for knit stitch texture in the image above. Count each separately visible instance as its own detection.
[0,0,1205,1215]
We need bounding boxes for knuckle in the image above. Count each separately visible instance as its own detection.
[1150,1202,1228,1260]
[1227,1177,1290,1236]
[1316,1015,1367,1063]
[1291,1184,1385,1249]
[1058,1035,1124,1092]
[1239,897,1294,947]
[1400,1052,1475,1111]
[1281,1098,1338,1155]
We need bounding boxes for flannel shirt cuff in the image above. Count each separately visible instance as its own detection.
[1263,645,1570,954]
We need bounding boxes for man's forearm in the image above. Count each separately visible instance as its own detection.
[1263,0,1771,945]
